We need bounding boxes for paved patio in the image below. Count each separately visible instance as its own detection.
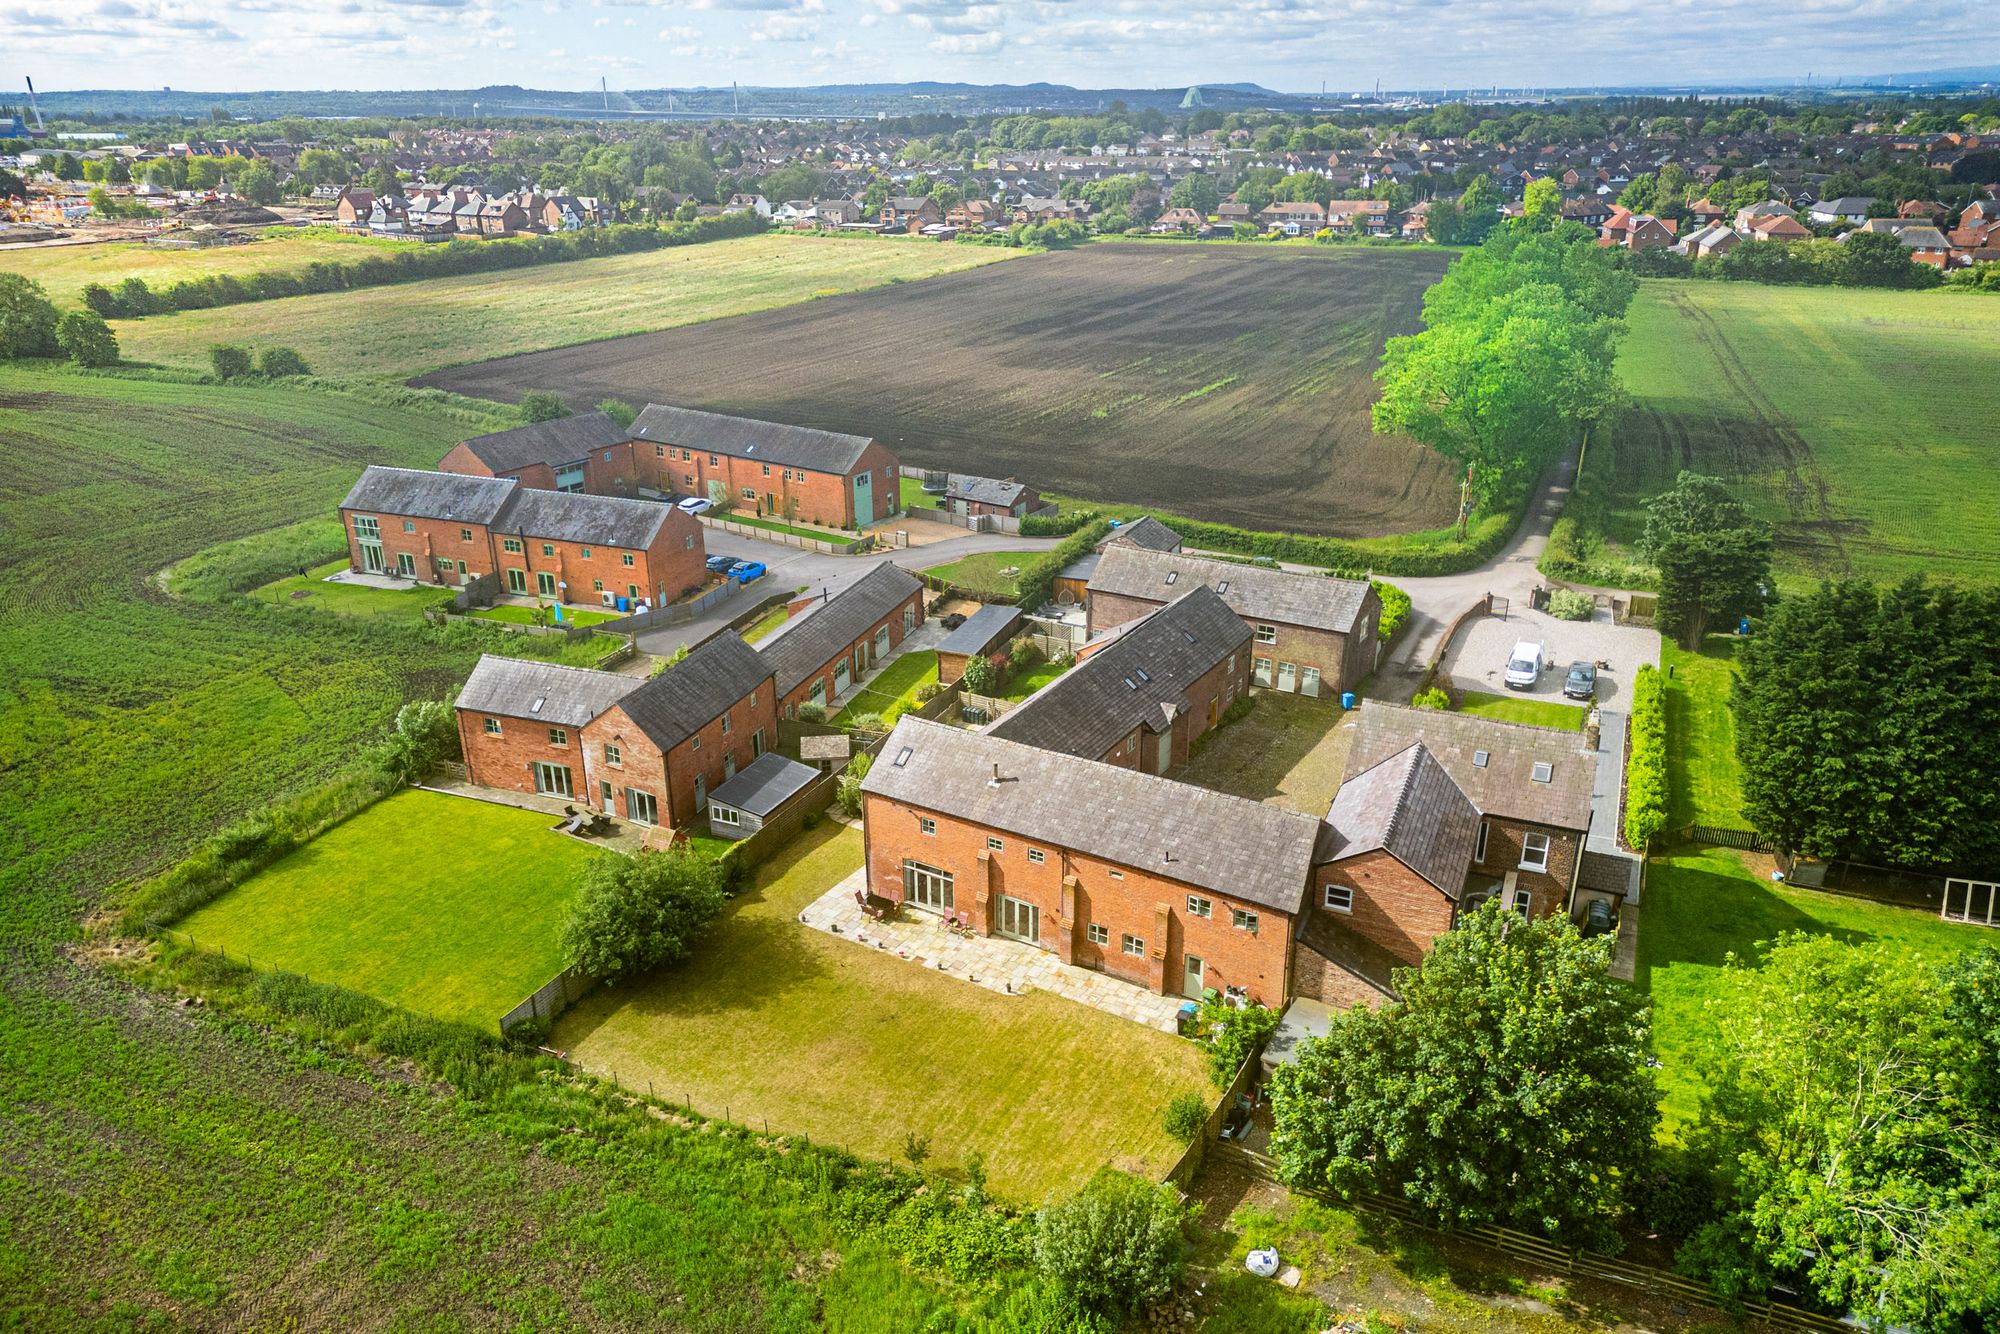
[802,868,1187,1033]
[417,779,649,854]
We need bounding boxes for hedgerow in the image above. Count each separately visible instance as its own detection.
[1167,507,1518,578]
[1374,579,1412,640]
[1013,518,1115,611]
[1625,663,1669,850]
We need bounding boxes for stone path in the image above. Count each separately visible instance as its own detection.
[802,869,1187,1033]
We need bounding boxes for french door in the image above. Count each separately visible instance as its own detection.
[995,894,1039,944]
[902,860,954,914]
[532,762,573,798]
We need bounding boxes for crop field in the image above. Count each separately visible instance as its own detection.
[0,227,425,306]
[420,244,1462,535]
[110,232,1016,379]
[1609,280,2000,585]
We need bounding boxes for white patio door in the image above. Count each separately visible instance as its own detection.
[531,762,573,798]
[1276,662,1298,693]
[995,894,1039,945]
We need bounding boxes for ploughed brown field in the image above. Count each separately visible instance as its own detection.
[418,243,1458,535]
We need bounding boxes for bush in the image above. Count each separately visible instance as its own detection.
[1162,1090,1209,1145]
[796,701,827,724]
[1013,518,1115,613]
[836,751,873,818]
[55,310,119,367]
[518,391,570,423]
[209,344,253,381]
[1020,508,1101,537]
[384,699,459,782]
[256,346,311,377]
[960,652,1000,696]
[1194,998,1281,1087]
[596,397,638,428]
[1548,588,1596,621]
[0,273,60,359]
[1624,663,1668,849]
[1412,686,1450,710]
[1373,579,1411,640]
[1034,1172,1192,1314]
[844,711,886,734]
[558,847,728,982]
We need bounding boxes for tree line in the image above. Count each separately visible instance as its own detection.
[1619,232,1950,290]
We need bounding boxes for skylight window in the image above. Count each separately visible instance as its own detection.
[1164,571,1178,585]
[893,746,913,768]
[530,697,546,714]
[1217,580,1229,593]
[1473,750,1489,767]
[1123,677,1138,690]
[1532,761,1553,784]
[1135,668,1151,683]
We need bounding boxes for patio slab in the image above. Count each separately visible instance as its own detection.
[802,869,1188,1033]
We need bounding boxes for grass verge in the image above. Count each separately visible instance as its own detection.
[833,651,940,728]
[1659,636,1746,828]
[1457,690,1586,730]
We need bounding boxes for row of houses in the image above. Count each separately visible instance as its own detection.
[1599,195,2000,268]
[333,185,606,239]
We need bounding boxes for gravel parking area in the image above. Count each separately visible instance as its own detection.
[1441,603,1660,709]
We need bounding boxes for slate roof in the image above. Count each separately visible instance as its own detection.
[1317,742,1481,899]
[1088,546,1373,635]
[936,604,1023,658]
[492,488,673,550]
[340,466,515,526]
[456,654,635,728]
[630,404,874,475]
[944,475,1028,508]
[614,633,771,752]
[1344,702,1595,833]
[755,562,923,696]
[863,716,1321,913]
[1099,515,1183,553]
[451,411,631,474]
[986,585,1247,760]
[709,752,820,818]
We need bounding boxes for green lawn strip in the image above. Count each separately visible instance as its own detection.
[832,651,939,727]
[1659,635,1747,828]
[717,511,857,544]
[0,226,430,306]
[999,660,1067,702]
[177,789,600,1028]
[468,603,621,628]
[1456,690,1586,730]
[249,559,448,622]
[739,603,793,644]
[1637,845,1985,1127]
[553,823,1208,1203]
[923,550,1039,598]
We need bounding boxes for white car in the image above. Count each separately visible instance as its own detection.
[677,496,714,515]
[1504,640,1545,691]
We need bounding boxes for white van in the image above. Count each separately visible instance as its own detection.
[1504,640,1544,691]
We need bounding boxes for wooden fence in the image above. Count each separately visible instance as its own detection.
[1676,823,1774,852]
[597,579,739,633]
[499,966,598,1036]
[1163,1057,1255,1190]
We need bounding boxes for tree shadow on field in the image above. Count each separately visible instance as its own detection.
[1634,858,1876,997]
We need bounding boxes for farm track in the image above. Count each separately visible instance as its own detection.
[418,244,1461,536]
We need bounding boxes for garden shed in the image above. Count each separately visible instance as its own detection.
[707,752,822,839]
[935,604,1023,684]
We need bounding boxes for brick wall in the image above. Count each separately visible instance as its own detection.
[1472,816,1582,918]
[1089,586,1380,698]
[1312,849,1456,968]
[493,515,705,611]
[344,508,493,585]
[862,793,1297,1006]
[777,590,926,716]
[457,705,594,800]
[640,439,901,528]
[439,441,649,499]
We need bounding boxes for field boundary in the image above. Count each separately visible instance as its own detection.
[500,966,598,1036]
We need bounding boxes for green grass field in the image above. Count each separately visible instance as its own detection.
[832,650,939,728]
[467,602,621,628]
[924,550,1038,599]
[1660,635,1747,828]
[251,558,446,622]
[999,659,1068,701]
[176,790,599,1026]
[1456,690,1585,730]
[554,823,1209,1202]
[0,227,426,306]
[1637,845,1984,1126]
[111,233,1016,379]
[1609,281,2000,586]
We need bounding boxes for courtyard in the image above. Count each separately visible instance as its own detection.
[1175,690,1355,816]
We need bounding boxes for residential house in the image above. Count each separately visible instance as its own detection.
[942,474,1041,519]
[1151,206,1205,233]
[936,605,1023,686]
[1559,196,1613,229]
[333,186,375,226]
[1258,200,1326,233]
[987,585,1250,775]
[860,716,1322,1004]
[1011,196,1090,225]
[454,656,641,808]
[1674,221,1743,260]
[944,198,1002,230]
[1898,198,1948,224]
[813,198,862,229]
[1097,515,1183,554]
[724,193,772,217]
[1085,546,1381,697]
[629,403,901,529]
[478,195,528,235]
[439,411,644,497]
[1744,213,1811,242]
[1599,207,1676,250]
[1808,195,1877,225]
[758,561,926,717]
[1322,200,1395,235]
[1855,218,1953,268]
[879,196,943,232]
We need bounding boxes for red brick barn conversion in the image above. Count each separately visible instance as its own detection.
[340,466,707,610]
[437,411,647,498]
[629,404,900,529]
[1085,546,1381,698]
[756,562,926,718]
[861,717,1322,1005]
[985,585,1249,775]
[455,633,776,831]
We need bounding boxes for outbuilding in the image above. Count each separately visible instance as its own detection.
[935,604,1024,684]
[706,752,822,839]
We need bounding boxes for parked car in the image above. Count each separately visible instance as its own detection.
[727,560,767,583]
[678,496,714,515]
[705,554,736,574]
[1504,640,1545,691]
[1564,661,1597,700]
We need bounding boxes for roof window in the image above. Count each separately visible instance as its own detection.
[1473,750,1489,767]
[1532,761,1553,784]
[893,746,913,768]
[1164,571,1178,585]
[1217,580,1229,593]
[530,696,546,714]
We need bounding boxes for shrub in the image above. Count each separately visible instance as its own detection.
[1020,508,1100,537]
[0,273,60,359]
[960,652,1000,696]
[80,282,121,318]
[1548,588,1595,621]
[55,310,119,367]
[384,699,459,782]
[558,847,728,982]
[844,711,886,734]
[1194,998,1281,1087]
[1624,663,1668,849]
[1162,1090,1209,1145]
[256,346,311,378]
[1007,638,1041,674]
[518,391,570,423]
[1034,1172,1193,1314]
[209,344,253,381]
[1412,686,1450,710]
[596,397,638,428]
[796,701,827,723]
[1373,579,1411,640]
[1014,518,1115,613]
[836,751,873,818]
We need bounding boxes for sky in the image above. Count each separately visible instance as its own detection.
[14,0,1996,97]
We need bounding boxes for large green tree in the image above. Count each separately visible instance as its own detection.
[559,846,728,982]
[1270,903,1657,1248]
[1168,171,1219,216]
[0,273,60,360]
[1641,471,1772,648]
[1685,937,2000,1331]
[54,310,119,368]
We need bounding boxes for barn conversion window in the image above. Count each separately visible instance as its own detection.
[1121,934,1144,957]
[1324,884,1352,912]
[1087,923,1108,945]
[1520,832,1551,872]
[484,718,502,736]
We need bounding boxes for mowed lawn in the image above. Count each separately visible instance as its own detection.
[252,558,444,622]
[924,550,1039,599]
[832,649,938,727]
[554,823,1210,1203]
[1638,845,1985,1127]
[0,227,427,306]
[1177,691,1353,815]
[178,789,602,1027]
[1614,281,2000,585]
[114,233,1017,380]
[1660,635,1747,828]
[1457,690,1585,730]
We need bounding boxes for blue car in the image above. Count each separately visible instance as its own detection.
[728,560,767,583]
[705,554,735,574]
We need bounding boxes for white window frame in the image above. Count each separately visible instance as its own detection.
[1087,923,1109,946]
[1475,821,1490,864]
[548,727,567,747]
[1254,623,1277,644]
[1232,908,1259,932]
[711,805,740,827]
[605,744,622,767]
[1510,886,1533,916]
[625,788,659,826]
[1027,849,1045,865]
[919,817,936,836]
[986,835,1004,851]
[1323,884,1353,913]
[1186,895,1212,918]
[484,717,502,736]
[1520,831,1551,873]
[1121,933,1144,957]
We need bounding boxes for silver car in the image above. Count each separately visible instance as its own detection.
[1504,640,1544,690]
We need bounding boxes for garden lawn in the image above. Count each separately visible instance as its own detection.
[115,233,1016,380]
[1637,845,1985,1127]
[1177,692,1353,816]
[177,789,601,1027]
[554,823,1209,1203]
[468,603,621,628]
[1456,690,1585,730]
[1660,635,1746,828]
[251,559,446,623]
[739,603,793,644]
[832,650,939,728]
[923,550,1038,599]
[999,659,1067,702]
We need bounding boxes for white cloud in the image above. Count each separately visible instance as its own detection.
[927,29,1001,53]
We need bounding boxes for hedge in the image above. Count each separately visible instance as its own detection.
[1166,506,1518,579]
[1013,518,1115,612]
[80,211,766,320]
[1019,508,1101,537]
[1624,663,1669,851]
[1374,579,1412,641]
